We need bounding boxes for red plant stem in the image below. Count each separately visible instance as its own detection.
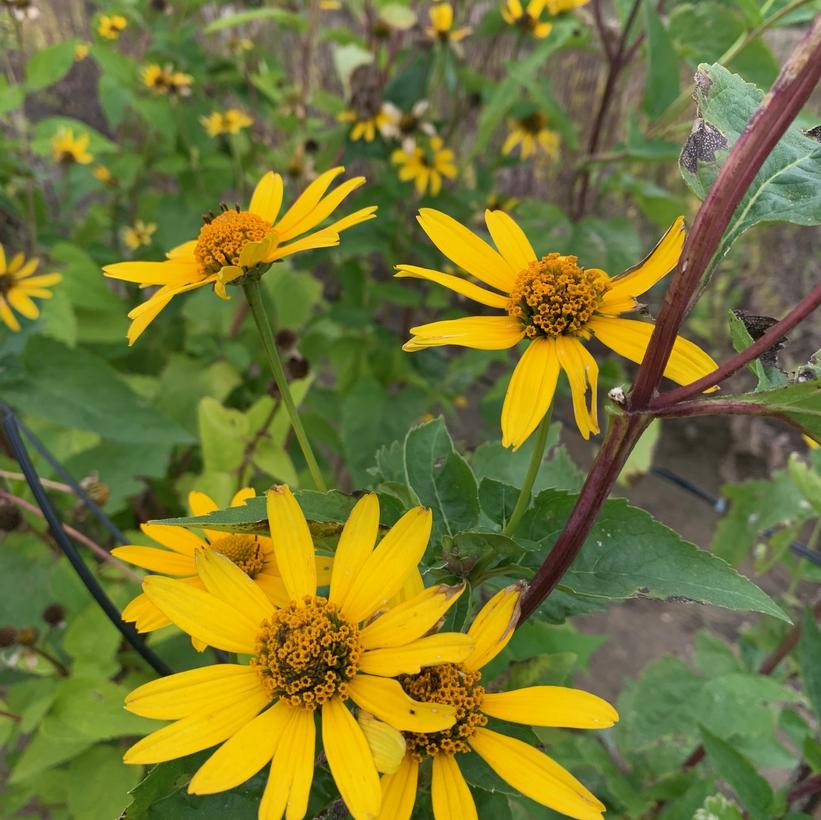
[789,772,821,803]
[651,282,821,408]
[629,16,821,411]
[648,398,783,421]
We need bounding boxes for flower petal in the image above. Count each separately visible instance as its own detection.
[329,492,380,608]
[140,523,204,556]
[484,209,537,273]
[404,315,525,351]
[360,633,474,677]
[377,754,418,820]
[111,546,195,575]
[464,582,524,671]
[556,335,600,440]
[395,265,509,308]
[122,592,170,632]
[277,177,366,243]
[19,272,62,288]
[0,297,21,331]
[7,289,39,319]
[482,686,619,728]
[188,490,218,516]
[248,171,284,224]
[103,260,200,286]
[274,167,345,237]
[266,485,316,601]
[431,753,477,820]
[194,549,274,625]
[358,712,407,774]
[231,487,256,507]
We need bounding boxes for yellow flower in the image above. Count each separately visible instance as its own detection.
[547,0,590,13]
[0,243,62,332]
[201,109,254,137]
[320,0,342,8]
[397,210,718,446]
[141,63,193,96]
[426,2,472,43]
[338,104,396,143]
[51,128,93,165]
[122,220,158,251]
[103,168,376,344]
[74,42,90,61]
[93,164,114,185]
[228,35,253,53]
[377,582,617,820]
[123,487,470,819]
[503,112,560,160]
[391,136,457,197]
[804,435,819,449]
[97,14,127,40]
[501,0,553,38]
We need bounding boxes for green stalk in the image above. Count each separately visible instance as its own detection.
[242,277,327,492]
[503,410,552,537]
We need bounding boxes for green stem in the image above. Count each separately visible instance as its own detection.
[242,278,327,492]
[503,411,552,537]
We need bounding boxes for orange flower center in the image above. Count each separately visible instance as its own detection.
[399,663,486,758]
[252,596,361,709]
[506,254,607,338]
[194,210,271,275]
[209,534,265,578]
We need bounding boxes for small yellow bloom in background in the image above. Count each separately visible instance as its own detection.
[200,108,254,137]
[804,434,819,449]
[547,0,590,14]
[122,487,471,819]
[122,220,158,251]
[501,0,553,38]
[320,0,342,8]
[51,127,93,165]
[97,13,127,40]
[391,136,457,197]
[0,242,62,333]
[503,111,560,160]
[380,100,436,150]
[378,582,618,819]
[74,42,90,61]
[141,63,193,96]
[228,35,253,54]
[397,210,719,446]
[486,192,521,213]
[92,164,114,185]
[103,167,376,344]
[453,394,469,408]
[426,2,472,43]
[338,103,395,143]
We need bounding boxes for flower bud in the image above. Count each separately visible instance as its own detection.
[0,625,18,647]
[42,604,66,626]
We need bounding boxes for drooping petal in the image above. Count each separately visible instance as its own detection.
[469,728,606,820]
[404,315,525,351]
[360,633,474,676]
[248,171,284,225]
[484,209,537,273]
[194,549,274,625]
[322,697,381,819]
[7,289,39,319]
[555,335,599,440]
[110,546,195,575]
[464,582,524,671]
[0,298,21,331]
[431,753,478,820]
[348,674,456,732]
[376,755,418,820]
[266,485,317,601]
[329,492,380,608]
[394,265,509,308]
[482,686,619,728]
[357,712,407,774]
[501,337,560,451]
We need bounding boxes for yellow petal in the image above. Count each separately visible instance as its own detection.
[469,728,605,819]
[417,208,517,292]
[249,171,284,224]
[254,569,291,608]
[103,260,200,286]
[358,712,407,774]
[431,753,477,820]
[141,523,204,555]
[0,243,5,274]
[404,315,524,351]
[0,297,21,331]
[166,239,197,260]
[123,687,269,764]
[7,289,39,319]
[340,507,432,623]
[122,592,171,632]
[189,701,290,794]
[266,229,340,263]
[194,549,274,625]
[125,664,261,719]
[274,167,345,237]
[395,265,509,308]
[142,576,258,653]
[484,209,537,273]
[348,674,456,732]
[501,337,560,451]
[377,754,418,820]
[588,316,719,389]
[111,546,195,575]
[231,487,256,507]
[329,493,380,608]
[360,633,474,676]
[277,177,366,243]
[556,335,600,440]
[360,583,465,650]
[189,490,218,516]
[482,686,619,728]
[464,582,525,671]
[322,697,381,819]
[323,205,378,235]
[19,272,62,288]
[266,485,317,601]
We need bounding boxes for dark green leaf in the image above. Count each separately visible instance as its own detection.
[799,607,821,721]
[642,1,680,119]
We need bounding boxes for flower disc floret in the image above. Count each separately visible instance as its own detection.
[194,210,271,275]
[507,253,607,338]
[252,596,362,709]
[399,663,487,758]
[209,534,265,578]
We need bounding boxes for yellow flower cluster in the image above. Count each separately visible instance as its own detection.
[200,108,254,137]
[97,14,127,40]
[141,63,193,96]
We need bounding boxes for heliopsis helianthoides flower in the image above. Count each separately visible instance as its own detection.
[103,168,376,344]
[141,63,193,96]
[122,220,157,251]
[123,487,472,819]
[391,136,457,197]
[426,2,472,44]
[397,211,719,447]
[93,164,114,185]
[97,13,127,39]
[501,0,553,38]
[378,583,618,820]
[74,42,90,61]
[0,243,62,332]
[338,102,396,143]
[201,108,254,137]
[112,487,330,649]
[503,111,560,161]
[51,128,93,165]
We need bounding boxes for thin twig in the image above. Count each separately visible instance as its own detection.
[0,470,73,494]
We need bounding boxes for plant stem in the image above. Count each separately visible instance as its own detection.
[503,412,552,537]
[28,645,69,677]
[242,278,327,492]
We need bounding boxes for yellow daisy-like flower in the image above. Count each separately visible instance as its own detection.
[377,582,618,820]
[201,108,254,137]
[124,487,471,819]
[338,104,396,143]
[397,210,718,447]
[391,136,457,197]
[93,164,114,185]
[502,112,560,161]
[501,0,553,38]
[0,243,62,332]
[74,42,90,61]
[122,220,157,251]
[426,2,472,43]
[102,168,376,344]
[98,14,127,40]
[51,128,93,165]
[141,63,193,96]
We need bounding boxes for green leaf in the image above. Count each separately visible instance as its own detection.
[727,310,788,390]
[203,8,306,33]
[198,397,248,474]
[66,745,142,820]
[26,41,77,91]
[679,63,821,262]
[642,1,680,119]
[787,453,821,514]
[799,607,821,721]
[618,419,660,485]
[700,727,774,820]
